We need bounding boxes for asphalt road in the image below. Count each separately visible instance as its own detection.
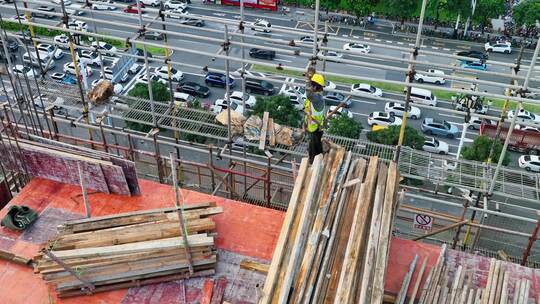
[0,0,538,170]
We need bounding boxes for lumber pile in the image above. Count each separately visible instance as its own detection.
[260,151,401,303]
[0,138,139,195]
[33,203,221,297]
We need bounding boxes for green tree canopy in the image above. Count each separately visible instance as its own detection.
[127,81,170,103]
[379,0,419,23]
[461,135,510,165]
[366,125,425,149]
[251,95,303,128]
[124,81,170,132]
[513,0,540,26]
[473,0,505,25]
[326,115,363,139]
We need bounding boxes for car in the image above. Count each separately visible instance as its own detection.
[144,32,164,40]
[507,109,540,124]
[51,72,77,85]
[140,0,160,6]
[225,91,257,108]
[484,41,512,54]
[50,72,66,82]
[318,50,343,61]
[422,137,449,155]
[172,92,196,106]
[54,34,69,46]
[65,8,85,16]
[342,42,370,54]
[128,63,142,74]
[177,15,205,26]
[469,116,495,130]
[455,98,487,114]
[518,155,540,172]
[327,106,353,119]
[165,7,188,18]
[63,62,92,77]
[249,48,275,60]
[351,83,383,97]
[384,102,421,119]
[154,66,184,82]
[36,43,64,60]
[12,65,34,78]
[212,99,244,114]
[421,118,459,138]
[515,125,540,133]
[91,41,118,55]
[135,73,167,85]
[23,52,56,70]
[251,19,271,33]
[323,92,351,107]
[368,111,402,126]
[414,69,446,85]
[92,0,116,10]
[67,20,88,31]
[100,66,129,83]
[164,0,188,10]
[279,86,304,108]
[230,68,264,79]
[91,79,123,94]
[205,72,235,88]
[461,61,487,71]
[456,50,488,61]
[51,0,71,5]
[176,82,210,98]
[0,38,18,53]
[324,80,336,90]
[11,14,32,21]
[298,36,317,44]
[245,79,274,96]
[33,6,56,18]
[78,50,102,66]
[124,5,144,14]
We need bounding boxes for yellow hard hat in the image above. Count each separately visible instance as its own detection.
[311,73,325,87]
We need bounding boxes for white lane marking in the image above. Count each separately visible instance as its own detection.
[364,37,371,40]
[375,39,382,42]
[279,54,297,59]
[342,34,349,37]
[351,111,368,117]
[439,113,461,119]
[353,35,359,39]
[352,99,376,105]
[386,40,393,43]
[274,58,292,63]
[212,13,226,17]
[183,72,206,77]
[443,48,451,51]
[432,47,439,50]
[409,43,415,46]
[397,42,404,45]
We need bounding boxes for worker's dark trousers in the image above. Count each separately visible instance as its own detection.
[308,130,324,164]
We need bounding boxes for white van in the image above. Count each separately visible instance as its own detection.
[408,87,437,106]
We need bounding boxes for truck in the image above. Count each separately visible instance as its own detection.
[480,123,540,155]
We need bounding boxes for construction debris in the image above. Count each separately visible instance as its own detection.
[87,80,114,104]
[260,151,401,303]
[33,203,221,297]
[0,249,33,267]
[215,110,246,136]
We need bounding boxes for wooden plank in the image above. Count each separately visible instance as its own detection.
[334,156,379,304]
[110,158,140,195]
[395,254,419,304]
[240,259,269,274]
[513,280,521,304]
[494,269,505,304]
[482,258,496,304]
[268,118,276,147]
[467,289,476,304]
[408,256,428,304]
[450,265,463,304]
[259,111,269,150]
[488,260,501,304]
[418,267,435,303]
[523,279,530,304]
[210,277,227,304]
[501,271,509,304]
[259,158,309,304]
[0,249,32,266]
[201,279,214,304]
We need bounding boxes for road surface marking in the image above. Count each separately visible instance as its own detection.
[397,42,404,45]
[409,43,415,46]
[386,40,393,43]
[351,111,368,117]
[443,48,451,51]
[432,47,439,50]
[280,54,297,59]
[439,113,461,119]
[375,39,382,42]
[342,34,349,37]
[212,13,226,17]
[121,67,146,95]
[352,99,376,105]
[364,37,371,40]
[274,58,292,63]
[353,36,359,39]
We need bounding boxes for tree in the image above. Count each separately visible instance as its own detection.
[127,81,170,102]
[326,115,363,139]
[366,125,425,149]
[251,95,303,128]
[180,99,207,144]
[379,0,419,24]
[513,0,540,27]
[347,0,378,17]
[124,81,170,132]
[473,0,505,32]
[461,135,510,165]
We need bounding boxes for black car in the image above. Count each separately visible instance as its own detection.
[249,48,276,60]
[177,82,210,98]
[0,38,18,53]
[134,48,153,62]
[33,6,56,19]
[144,31,164,40]
[245,79,274,96]
[456,50,488,61]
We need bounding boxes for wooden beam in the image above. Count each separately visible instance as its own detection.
[408,256,427,304]
[240,259,269,274]
[210,277,227,304]
[201,279,214,304]
[268,118,276,147]
[259,112,269,150]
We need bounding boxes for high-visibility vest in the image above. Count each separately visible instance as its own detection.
[304,97,325,133]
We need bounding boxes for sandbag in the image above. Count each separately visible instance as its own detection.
[87,80,114,104]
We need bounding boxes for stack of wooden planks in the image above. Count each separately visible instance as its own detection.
[417,246,537,304]
[260,151,401,303]
[0,138,139,196]
[33,203,221,297]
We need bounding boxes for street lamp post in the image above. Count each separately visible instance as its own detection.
[456,95,478,159]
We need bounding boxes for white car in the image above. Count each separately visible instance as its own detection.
[518,155,540,172]
[455,99,488,114]
[484,41,512,54]
[140,0,160,6]
[11,14,32,21]
[52,0,71,5]
[225,91,257,108]
[78,50,102,66]
[54,34,69,47]
[154,66,184,82]
[414,69,446,85]
[91,79,123,94]
[423,137,449,155]
[515,124,540,133]
[100,66,129,83]
[12,65,34,78]
[367,111,402,126]
[67,20,88,31]
[164,0,188,10]
[63,62,93,77]
[136,73,167,85]
[92,0,116,10]
[212,99,244,114]
[251,19,271,33]
[469,116,495,130]
[165,8,188,18]
[342,43,370,54]
[324,80,336,91]
[384,102,421,119]
[327,106,353,119]
[128,63,142,75]
[37,43,64,60]
[351,83,383,97]
[507,109,540,124]
[91,41,118,55]
[317,50,343,61]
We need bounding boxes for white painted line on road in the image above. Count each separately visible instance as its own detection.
[364,37,371,40]
[279,54,297,59]
[443,48,451,51]
[353,36,359,39]
[183,72,206,78]
[432,47,439,50]
[375,39,382,42]
[212,13,226,17]
[352,99,376,105]
[342,34,348,37]
[351,111,368,117]
[397,42,404,45]
[275,59,292,63]
[409,43,415,46]
[386,40,393,44]
[122,67,146,95]
[439,113,461,119]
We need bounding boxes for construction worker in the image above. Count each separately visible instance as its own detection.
[304,73,326,164]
